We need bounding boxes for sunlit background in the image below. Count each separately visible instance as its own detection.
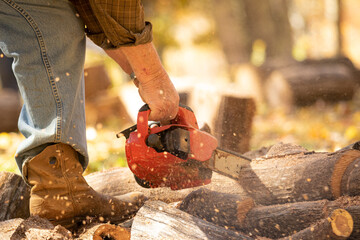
[0,0,360,174]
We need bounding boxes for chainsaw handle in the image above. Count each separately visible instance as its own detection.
[136,103,199,137]
[136,104,151,137]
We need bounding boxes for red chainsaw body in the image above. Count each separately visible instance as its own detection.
[124,104,218,190]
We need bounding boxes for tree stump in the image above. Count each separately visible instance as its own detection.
[214,96,256,153]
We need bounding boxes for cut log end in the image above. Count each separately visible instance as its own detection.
[329,209,353,238]
[331,150,360,198]
[95,225,130,240]
[79,223,130,240]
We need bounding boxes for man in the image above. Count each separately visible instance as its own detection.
[0,0,179,228]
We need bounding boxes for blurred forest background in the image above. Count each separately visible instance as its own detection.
[1,0,360,174]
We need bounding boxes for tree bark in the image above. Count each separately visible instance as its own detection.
[180,188,359,239]
[131,200,252,240]
[77,223,130,240]
[179,188,255,230]
[0,171,30,221]
[280,209,353,240]
[234,142,360,205]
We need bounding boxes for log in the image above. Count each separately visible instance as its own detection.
[234,142,360,205]
[347,205,360,240]
[188,86,256,154]
[0,89,21,132]
[246,197,360,239]
[280,209,353,240]
[264,58,358,110]
[213,96,256,153]
[0,216,72,240]
[180,188,360,239]
[85,92,133,126]
[0,171,30,221]
[85,167,249,203]
[86,142,360,205]
[131,200,252,240]
[77,223,130,240]
[84,64,111,100]
[179,188,255,230]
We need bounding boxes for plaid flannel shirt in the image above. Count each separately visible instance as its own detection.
[70,0,152,49]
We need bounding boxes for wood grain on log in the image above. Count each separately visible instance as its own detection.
[77,223,130,240]
[131,200,252,240]
[0,171,30,221]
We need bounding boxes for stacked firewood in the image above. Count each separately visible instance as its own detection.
[1,141,360,239]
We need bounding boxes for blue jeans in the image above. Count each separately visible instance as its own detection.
[0,0,88,172]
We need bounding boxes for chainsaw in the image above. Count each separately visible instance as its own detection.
[117,104,251,190]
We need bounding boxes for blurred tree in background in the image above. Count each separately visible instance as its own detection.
[142,0,360,69]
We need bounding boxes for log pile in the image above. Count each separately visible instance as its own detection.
[1,141,360,239]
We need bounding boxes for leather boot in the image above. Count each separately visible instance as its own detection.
[22,143,146,228]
